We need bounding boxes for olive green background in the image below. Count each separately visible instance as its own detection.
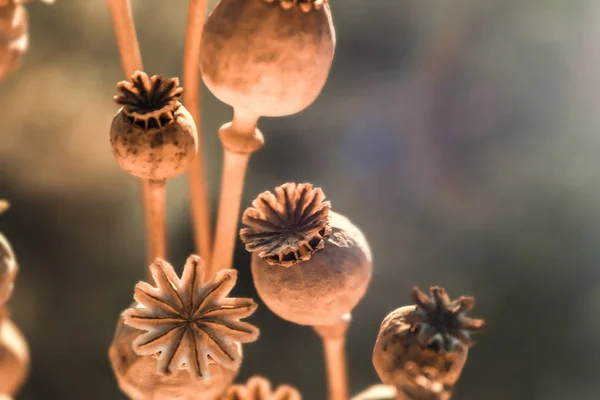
[0,0,599,399]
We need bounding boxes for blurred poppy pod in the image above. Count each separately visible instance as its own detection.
[0,1,28,81]
[200,0,335,117]
[0,316,29,397]
[240,183,372,326]
[0,0,53,82]
[0,201,17,306]
[110,71,198,181]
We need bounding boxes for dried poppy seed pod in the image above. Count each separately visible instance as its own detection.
[240,183,372,326]
[0,201,17,305]
[110,71,198,181]
[200,0,335,117]
[372,287,485,399]
[0,314,29,396]
[0,1,28,81]
[109,317,240,400]
[222,376,302,400]
[0,0,53,81]
[109,256,259,400]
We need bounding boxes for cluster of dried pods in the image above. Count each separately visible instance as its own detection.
[0,2,53,397]
[0,0,486,399]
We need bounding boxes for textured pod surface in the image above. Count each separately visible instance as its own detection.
[251,211,372,326]
[0,3,28,81]
[200,0,335,116]
[0,316,29,396]
[110,105,197,181]
[109,316,238,400]
[372,306,467,392]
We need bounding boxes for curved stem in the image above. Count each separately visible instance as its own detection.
[314,314,351,400]
[183,0,212,265]
[106,0,163,270]
[209,109,262,278]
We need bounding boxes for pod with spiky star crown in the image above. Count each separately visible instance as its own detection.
[109,255,259,400]
[110,71,198,182]
[372,287,485,399]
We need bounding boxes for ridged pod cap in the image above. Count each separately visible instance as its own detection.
[221,376,301,400]
[200,0,335,117]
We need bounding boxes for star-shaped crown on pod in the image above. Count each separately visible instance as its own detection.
[122,255,260,379]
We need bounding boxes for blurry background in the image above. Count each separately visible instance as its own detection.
[1,0,599,399]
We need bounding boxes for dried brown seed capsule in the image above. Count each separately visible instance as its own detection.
[0,315,29,396]
[221,376,302,400]
[110,256,259,400]
[0,0,53,81]
[0,1,28,82]
[110,71,198,181]
[200,0,335,117]
[0,201,17,306]
[110,317,239,400]
[240,183,372,326]
[372,287,485,398]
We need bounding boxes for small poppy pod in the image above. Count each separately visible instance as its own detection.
[0,1,28,82]
[240,183,372,326]
[0,315,29,396]
[0,201,17,306]
[200,0,335,117]
[110,71,198,181]
[372,288,485,396]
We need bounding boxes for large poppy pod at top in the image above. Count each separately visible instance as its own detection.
[200,0,335,118]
